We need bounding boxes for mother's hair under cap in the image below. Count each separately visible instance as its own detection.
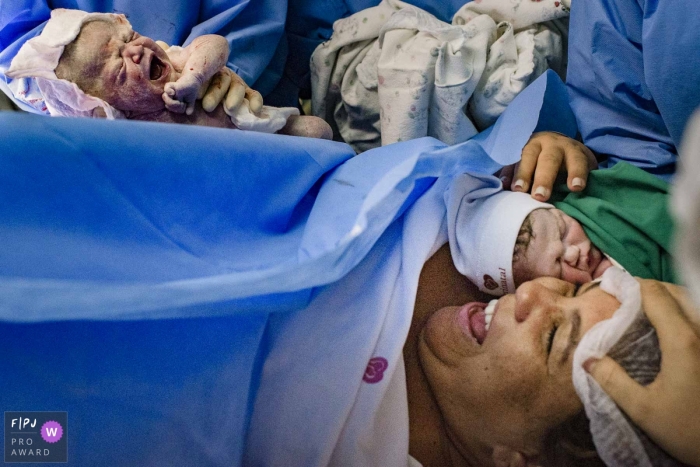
[572,267,690,467]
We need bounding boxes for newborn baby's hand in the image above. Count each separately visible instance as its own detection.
[500,132,598,202]
[163,74,204,115]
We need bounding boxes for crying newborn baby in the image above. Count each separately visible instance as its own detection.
[8,9,332,139]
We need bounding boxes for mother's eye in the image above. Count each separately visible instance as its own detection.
[575,280,602,297]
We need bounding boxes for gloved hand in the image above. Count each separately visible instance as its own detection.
[201,67,263,116]
[155,40,263,116]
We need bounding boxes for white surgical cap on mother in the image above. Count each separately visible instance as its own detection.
[572,267,692,466]
[6,8,127,119]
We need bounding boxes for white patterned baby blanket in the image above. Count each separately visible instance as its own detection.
[311,0,569,152]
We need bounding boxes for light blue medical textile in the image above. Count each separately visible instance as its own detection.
[567,0,700,181]
[0,0,286,111]
[0,315,269,466]
[0,117,354,320]
[0,70,575,466]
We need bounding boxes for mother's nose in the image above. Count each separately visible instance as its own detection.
[513,281,557,323]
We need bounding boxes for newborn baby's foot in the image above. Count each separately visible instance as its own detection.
[278,115,333,140]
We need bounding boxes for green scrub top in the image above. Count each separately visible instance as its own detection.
[550,162,677,284]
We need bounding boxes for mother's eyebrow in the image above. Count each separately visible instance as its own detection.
[559,310,581,365]
[576,281,602,296]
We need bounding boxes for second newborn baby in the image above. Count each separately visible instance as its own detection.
[8,9,332,139]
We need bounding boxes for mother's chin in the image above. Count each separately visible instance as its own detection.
[404,244,493,467]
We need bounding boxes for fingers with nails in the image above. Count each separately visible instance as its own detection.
[515,132,597,201]
[586,280,700,466]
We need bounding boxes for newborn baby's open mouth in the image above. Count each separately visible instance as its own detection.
[150,56,165,80]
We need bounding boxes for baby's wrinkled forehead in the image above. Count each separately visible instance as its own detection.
[56,19,134,92]
[63,19,133,74]
[77,20,132,47]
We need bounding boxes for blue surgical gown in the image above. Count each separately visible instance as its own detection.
[567,0,700,181]
[0,0,286,111]
[0,70,576,466]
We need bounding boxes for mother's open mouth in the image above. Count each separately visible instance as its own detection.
[457,300,498,345]
[150,56,165,81]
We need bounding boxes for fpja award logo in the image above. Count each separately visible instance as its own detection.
[4,412,67,463]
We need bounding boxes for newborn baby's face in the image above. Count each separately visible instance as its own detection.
[61,21,175,113]
[513,208,612,286]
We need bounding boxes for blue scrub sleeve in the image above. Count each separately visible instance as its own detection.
[567,0,700,181]
[639,0,700,149]
[0,0,286,110]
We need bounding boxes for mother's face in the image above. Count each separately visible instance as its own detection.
[418,277,619,464]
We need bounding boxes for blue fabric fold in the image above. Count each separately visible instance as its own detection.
[0,70,575,466]
[567,0,700,181]
[0,70,574,321]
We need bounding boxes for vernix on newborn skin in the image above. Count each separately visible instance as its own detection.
[54,19,332,138]
[55,19,216,116]
[512,208,612,287]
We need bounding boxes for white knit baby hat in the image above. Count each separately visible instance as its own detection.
[6,8,127,119]
[446,172,552,296]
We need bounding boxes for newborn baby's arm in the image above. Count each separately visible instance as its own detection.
[163,35,229,115]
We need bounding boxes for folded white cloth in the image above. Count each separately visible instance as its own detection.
[311,0,568,152]
[572,267,685,467]
[225,99,299,133]
[311,0,404,152]
[452,0,570,31]
[377,7,493,147]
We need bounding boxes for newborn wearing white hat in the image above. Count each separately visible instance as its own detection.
[446,172,613,296]
[447,172,687,465]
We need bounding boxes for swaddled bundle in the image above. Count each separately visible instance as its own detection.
[6,9,309,135]
[311,0,569,152]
